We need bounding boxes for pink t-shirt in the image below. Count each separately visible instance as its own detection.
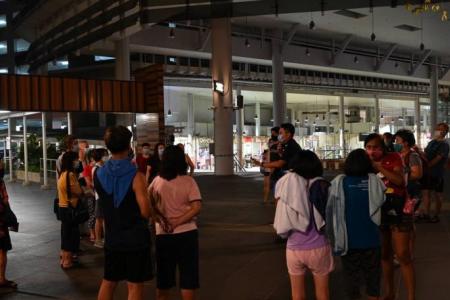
[150,175,202,235]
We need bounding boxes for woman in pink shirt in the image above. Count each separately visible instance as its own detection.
[149,145,202,300]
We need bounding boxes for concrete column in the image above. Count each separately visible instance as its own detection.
[415,96,421,148]
[41,113,50,189]
[23,115,29,186]
[255,102,261,136]
[115,37,130,81]
[7,118,13,182]
[291,108,296,125]
[430,56,439,132]
[272,29,286,126]
[339,96,346,158]
[236,87,243,165]
[211,18,234,175]
[374,95,380,133]
[67,112,73,135]
[187,93,195,157]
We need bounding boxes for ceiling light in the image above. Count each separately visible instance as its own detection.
[370,32,376,41]
[309,20,315,30]
[380,114,384,119]
[305,115,309,121]
[245,38,250,48]
[354,56,359,64]
[167,109,173,117]
[420,42,425,51]
[169,28,175,39]
[305,48,311,56]
[394,62,399,68]
[0,44,6,49]
[254,114,258,119]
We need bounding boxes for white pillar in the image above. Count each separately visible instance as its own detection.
[272,29,286,126]
[291,108,296,125]
[339,96,346,158]
[374,95,380,133]
[7,118,13,182]
[415,96,421,148]
[430,56,439,132]
[187,93,195,157]
[211,18,234,175]
[67,112,73,135]
[255,102,261,137]
[115,37,130,81]
[23,115,29,186]
[41,112,49,189]
[236,87,244,165]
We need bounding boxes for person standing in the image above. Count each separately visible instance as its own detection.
[327,149,386,300]
[364,134,415,300]
[149,146,202,300]
[147,143,165,185]
[56,135,82,178]
[95,126,152,300]
[177,144,195,176]
[419,123,449,223]
[274,150,333,300]
[136,143,152,175]
[382,133,395,153]
[91,148,109,249]
[57,151,83,270]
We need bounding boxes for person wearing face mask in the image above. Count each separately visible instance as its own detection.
[147,143,165,185]
[383,132,395,153]
[136,143,152,175]
[91,148,109,249]
[56,135,83,179]
[419,123,450,223]
[252,123,302,191]
[364,134,415,300]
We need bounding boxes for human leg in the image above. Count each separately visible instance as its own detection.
[97,280,118,300]
[392,229,415,300]
[312,274,329,300]
[127,282,144,300]
[381,230,394,300]
[289,274,306,300]
[361,248,381,300]
[341,251,363,300]
[263,175,270,203]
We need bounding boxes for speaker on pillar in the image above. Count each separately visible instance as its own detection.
[237,95,244,109]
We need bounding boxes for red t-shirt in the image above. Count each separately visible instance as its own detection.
[82,164,93,181]
[136,154,150,174]
[380,152,405,196]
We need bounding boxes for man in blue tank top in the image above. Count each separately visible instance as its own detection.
[95,126,152,300]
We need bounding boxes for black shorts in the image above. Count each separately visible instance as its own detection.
[380,194,413,232]
[156,230,199,290]
[104,247,153,283]
[423,176,444,193]
[0,230,12,252]
[341,248,381,299]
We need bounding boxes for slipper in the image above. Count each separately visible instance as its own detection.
[0,280,17,289]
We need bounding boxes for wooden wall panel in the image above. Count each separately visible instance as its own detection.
[63,78,81,111]
[18,76,31,111]
[101,81,113,112]
[112,82,122,112]
[39,77,50,111]
[8,76,18,111]
[80,80,88,111]
[50,78,62,111]
[0,76,8,110]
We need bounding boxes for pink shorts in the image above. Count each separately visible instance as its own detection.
[286,245,334,276]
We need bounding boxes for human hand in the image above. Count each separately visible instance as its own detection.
[251,158,261,166]
[169,216,183,230]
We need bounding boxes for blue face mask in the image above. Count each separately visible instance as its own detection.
[393,143,403,153]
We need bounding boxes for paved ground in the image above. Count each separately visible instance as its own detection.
[0,173,449,299]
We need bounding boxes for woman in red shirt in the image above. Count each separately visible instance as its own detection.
[364,133,415,300]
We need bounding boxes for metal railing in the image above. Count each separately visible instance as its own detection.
[40,158,58,182]
[234,155,247,173]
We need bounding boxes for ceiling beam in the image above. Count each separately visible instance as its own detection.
[439,65,450,80]
[198,29,211,51]
[282,23,300,52]
[409,49,432,76]
[330,34,353,65]
[375,44,398,71]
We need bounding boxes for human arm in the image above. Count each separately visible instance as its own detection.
[186,155,195,176]
[146,165,152,184]
[372,161,404,187]
[133,172,151,219]
[251,158,286,169]
[169,201,202,229]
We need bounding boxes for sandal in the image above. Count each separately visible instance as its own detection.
[0,280,18,289]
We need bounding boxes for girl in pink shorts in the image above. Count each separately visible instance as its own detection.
[274,150,333,300]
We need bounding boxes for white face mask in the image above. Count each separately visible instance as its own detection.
[101,156,109,163]
[158,149,164,157]
[278,135,284,143]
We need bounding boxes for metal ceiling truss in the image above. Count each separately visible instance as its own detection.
[375,44,398,71]
[409,49,432,76]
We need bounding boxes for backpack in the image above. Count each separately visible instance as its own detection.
[404,150,428,195]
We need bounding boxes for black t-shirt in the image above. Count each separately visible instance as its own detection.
[147,157,162,182]
[280,139,302,170]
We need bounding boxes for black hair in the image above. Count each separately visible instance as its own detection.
[61,151,79,173]
[383,132,393,139]
[290,150,323,179]
[280,123,295,135]
[153,142,165,161]
[141,143,150,147]
[394,129,416,147]
[364,133,384,148]
[92,148,108,162]
[62,134,76,152]
[271,126,280,134]
[159,145,188,181]
[345,149,374,177]
[104,126,132,154]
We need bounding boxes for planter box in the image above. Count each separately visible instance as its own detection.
[15,170,41,183]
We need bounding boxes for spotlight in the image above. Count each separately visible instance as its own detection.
[309,20,315,30]
[394,62,399,68]
[254,114,258,119]
[245,38,250,48]
[167,109,173,117]
[371,32,376,42]
[169,28,175,39]
[305,48,311,56]
[420,43,425,51]
[380,114,384,119]
[354,56,359,64]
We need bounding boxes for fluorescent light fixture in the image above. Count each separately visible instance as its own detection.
[168,22,176,28]
[59,60,69,66]
[0,44,6,49]
[94,55,115,62]
[213,80,224,94]
[0,20,6,26]
[169,57,176,63]
[0,110,11,114]
[0,69,7,74]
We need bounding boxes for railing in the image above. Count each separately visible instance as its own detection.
[40,158,58,182]
[234,155,247,173]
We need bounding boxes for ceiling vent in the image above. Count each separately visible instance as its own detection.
[334,9,368,19]
[395,24,422,32]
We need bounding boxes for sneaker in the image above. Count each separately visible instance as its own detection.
[94,240,104,248]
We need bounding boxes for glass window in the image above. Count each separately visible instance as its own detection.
[379,98,415,135]
[16,65,29,74]
[0,41,7,55]
[14,39,30,52]
[0,15,6,28]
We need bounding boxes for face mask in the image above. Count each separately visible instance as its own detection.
[366,149,383,161]
[434,130,443,138]
[278,135,284,143]
[72,145,79,152]
[393,143,403,153]
[73,161,80,170]
[158,149,164,157]
[142,148,150,155]
[101,156,109,163]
